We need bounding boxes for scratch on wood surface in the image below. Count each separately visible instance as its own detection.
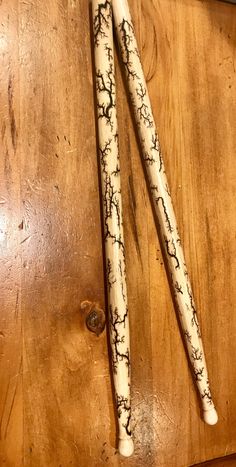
[128,174,142,264]
[66,148,78,154]
[93,373,109,378]
[20,235,32,244]
[0,380,10,439]
[0,357,22,437]
[14,289,19,319]
[0,365,20,440]
[8,75,17,151]
[146,24,158,83]
[26,179,45,193]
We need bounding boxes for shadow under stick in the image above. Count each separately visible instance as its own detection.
[92,0,134,456]
[112,0,217,425]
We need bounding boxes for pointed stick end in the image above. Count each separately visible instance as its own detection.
[203,407,218,425]
[118,438,134,457]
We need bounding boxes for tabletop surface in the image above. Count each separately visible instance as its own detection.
[0,0,235,466]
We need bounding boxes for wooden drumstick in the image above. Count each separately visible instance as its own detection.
[92,0,134,456]
[112,0,218,425]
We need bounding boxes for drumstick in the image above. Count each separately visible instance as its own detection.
[112,0,218,425]
[92,0,134,456]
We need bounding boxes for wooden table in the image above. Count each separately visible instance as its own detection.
[0,0,235,466]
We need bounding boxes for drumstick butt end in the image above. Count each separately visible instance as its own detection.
[203,407,218,425]
[118,437,134,457]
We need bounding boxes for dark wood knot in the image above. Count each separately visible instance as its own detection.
[80,301,106,336]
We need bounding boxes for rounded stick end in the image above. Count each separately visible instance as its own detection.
[203,407,218,425]
[118,438,134,457]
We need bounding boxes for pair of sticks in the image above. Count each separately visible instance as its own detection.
[92,0,218,457]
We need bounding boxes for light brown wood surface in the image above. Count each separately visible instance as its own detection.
[0,0,235,466]
[194,454,236,467]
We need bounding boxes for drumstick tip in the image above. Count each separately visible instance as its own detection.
[118,437,134,457]
[203,407,218,425]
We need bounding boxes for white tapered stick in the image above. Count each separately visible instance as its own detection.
[92,0,134,456]
[112,0,217,425]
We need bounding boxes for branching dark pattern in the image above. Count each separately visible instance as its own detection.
[124,413,132,436]
[106,258,117,290]
[103,173,125,253]
[143,147,156,166]
[150,184,158,193]
[118,259,126,302]
[150,133,163,172]
[99,139,112,172]
[194,365,204,382]
[118,19,140,80]
[137,103,153,128]
[136,82,146,100]
[202,387,213,405]
[93,0,112,46]
[187,284,201,337]
[104,43,113,61]
[164,237,180,269]
[111,163,120,177]
[184,329,192,344]
[96,64,115,130]
[191,346,203,361]
[109,306,130,375]
[165,183,171,196]
[157,197,174,233]
[118,18,165,175]
[174,281,183,294]
[118,259,123,276]
[116,395,130,417]
[116,395,132,436]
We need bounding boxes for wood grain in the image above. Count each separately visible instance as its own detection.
[193,454,236,467]
[0,2,23,465]
[0,0,235,466]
